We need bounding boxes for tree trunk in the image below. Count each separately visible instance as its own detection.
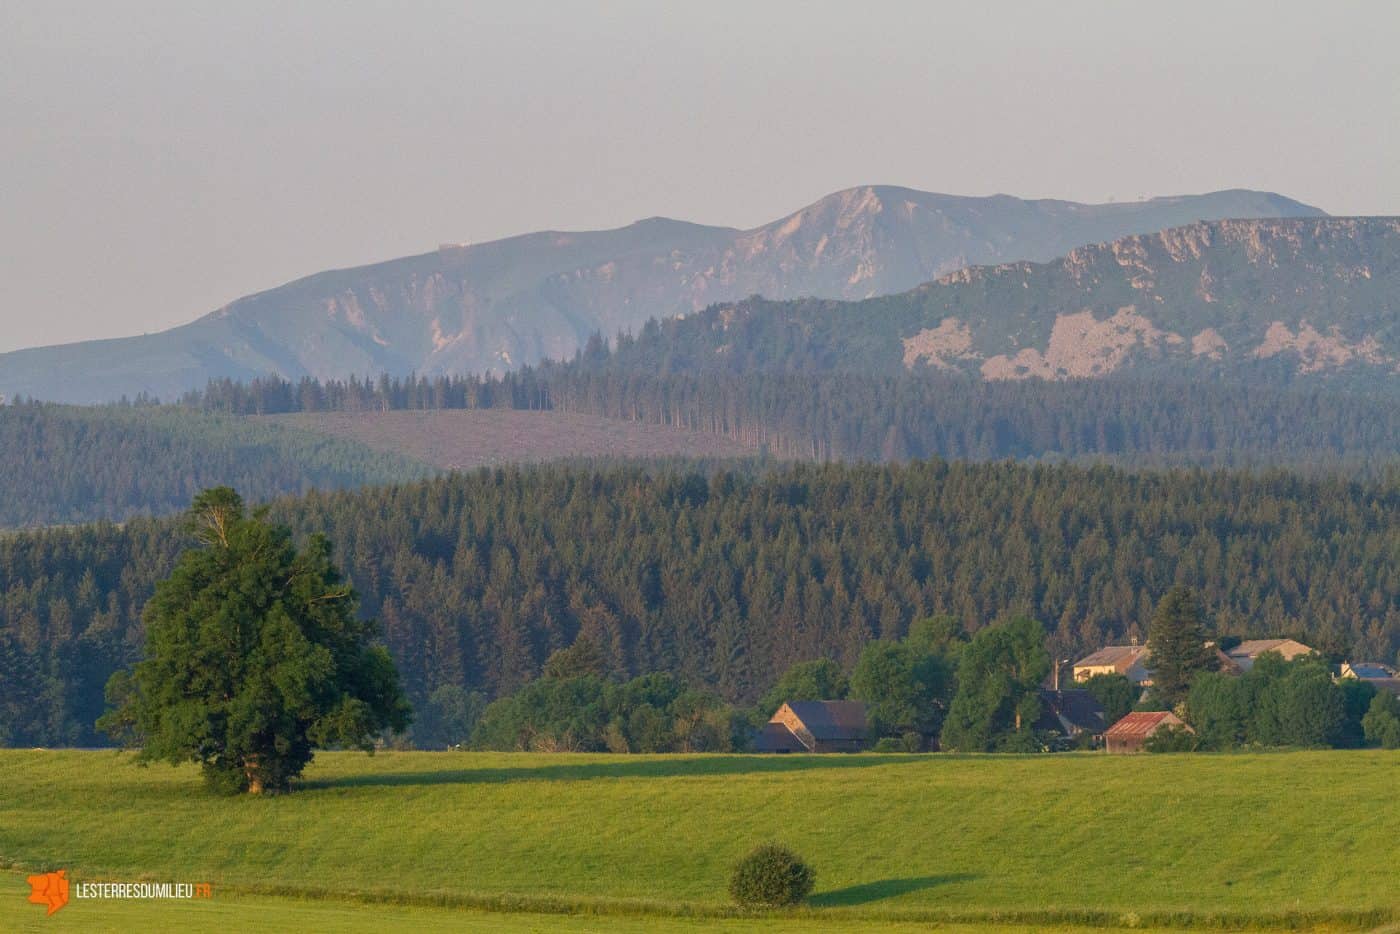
[245,756,263,795]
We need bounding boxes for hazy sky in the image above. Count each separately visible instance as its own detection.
[2,1,1397,353]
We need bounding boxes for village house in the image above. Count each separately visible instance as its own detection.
[1225,639,1314,672]
[1341,661,1400,696]
[1034,689,1108,742]
[753,700,869,753]
[1074,638,1303,686]
[1104,711,1191,754]
[1072,644,1152,685]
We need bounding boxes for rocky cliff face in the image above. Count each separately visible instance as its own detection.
[897,217,1400,382]
[0,187,1323,403]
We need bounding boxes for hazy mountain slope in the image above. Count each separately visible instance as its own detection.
[267,409,753,470]
[0,187,1321,403]
[599,217,1400,387]
[0,405,432,527]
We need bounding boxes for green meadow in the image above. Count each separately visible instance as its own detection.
[1,750,1396,931]
[0,873,1210,934]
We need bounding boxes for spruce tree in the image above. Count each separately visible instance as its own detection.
[1146,586,1217,709]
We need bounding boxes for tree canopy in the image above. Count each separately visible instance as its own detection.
[3,460,1399,748]
[940,616,1050,751]
[97,488,410,793]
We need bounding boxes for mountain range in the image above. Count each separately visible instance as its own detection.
[0,186,1322,404]
[596,216,1400,388]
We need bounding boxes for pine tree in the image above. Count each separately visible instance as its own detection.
[1146,586,1218,709]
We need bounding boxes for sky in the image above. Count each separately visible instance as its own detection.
[2,1,1398,354]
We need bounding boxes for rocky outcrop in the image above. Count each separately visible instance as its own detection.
[893,217,1400,383]
[979,308,1184,381]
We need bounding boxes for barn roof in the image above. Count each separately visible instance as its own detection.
[784,700,868,741]
[1104,711,1184,739]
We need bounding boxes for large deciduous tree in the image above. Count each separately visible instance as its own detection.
[757,658,850,718]
[939,616,1049,751]
[98,488,411,794]
[849,639,953,744]
[1362,691,1400,749]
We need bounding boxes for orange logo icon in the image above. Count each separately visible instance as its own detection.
[27,869,70,915]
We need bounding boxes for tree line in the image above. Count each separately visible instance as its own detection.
[463,589,1400,754]
[0,402,429,528]
[4,460,1399,748]
[177,342,1400,475]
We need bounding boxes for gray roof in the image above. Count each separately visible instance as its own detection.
[784,700,869,741]
[1036,689,1108,735]
[753,721,807,752]
[1348,662,1398,680]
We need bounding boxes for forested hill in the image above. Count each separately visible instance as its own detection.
[175,216,1400,473]
[187,368,1400,477]
[0,404,432,528]
[0,187,1319,404]
[4,460,1398,746]
[594,217,1400,388]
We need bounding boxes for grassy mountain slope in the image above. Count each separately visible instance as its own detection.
[0,188,1321,403]
[0,404,432,528]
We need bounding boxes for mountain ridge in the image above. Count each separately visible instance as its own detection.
[603,215,1400,387]
[0,186,1323,403]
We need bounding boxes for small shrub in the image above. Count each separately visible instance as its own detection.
[1144,724,1198,753]
[871,733,922,752]
[729,843,815,907]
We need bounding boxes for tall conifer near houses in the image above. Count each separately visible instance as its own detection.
[1147,586,1217,709]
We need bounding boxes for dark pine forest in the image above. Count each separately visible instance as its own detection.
[4,460,1398,747]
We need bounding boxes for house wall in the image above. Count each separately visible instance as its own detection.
[1073,664,1120,681]
[1230,640,1313,672]
[1105,715,1184,754]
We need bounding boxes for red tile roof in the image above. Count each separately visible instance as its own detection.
[1104,711,1182,739]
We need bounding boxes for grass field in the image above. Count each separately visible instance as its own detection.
[268,410,754,469]
[1,750,1396,931]
[0,875,1210,934]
